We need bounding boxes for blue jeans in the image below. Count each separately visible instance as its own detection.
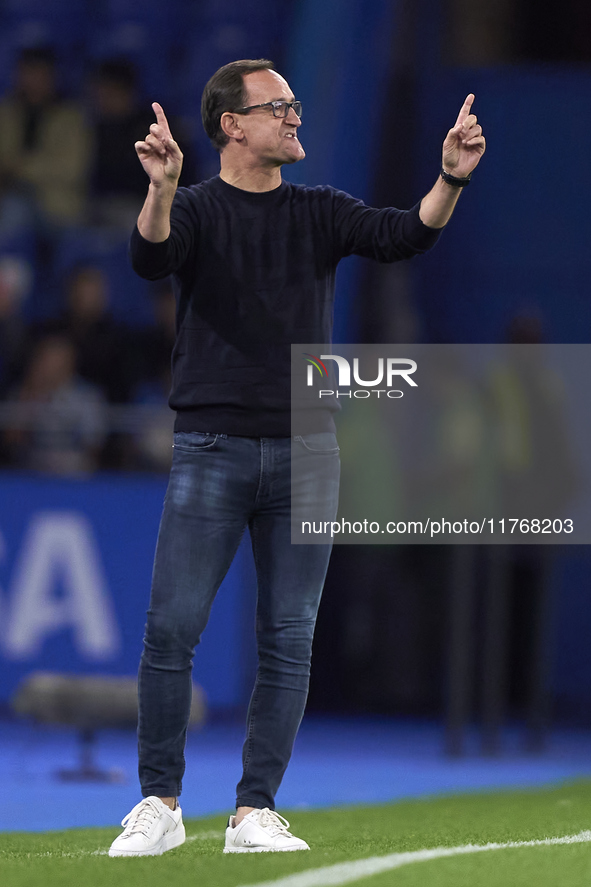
[138,431,340,809]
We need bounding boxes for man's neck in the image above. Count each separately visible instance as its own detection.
[219,162,282,193]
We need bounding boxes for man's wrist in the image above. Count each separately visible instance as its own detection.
[149,178,179,198]
[440,166,472,187]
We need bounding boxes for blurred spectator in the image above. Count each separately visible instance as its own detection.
[128,387,175,473]
[490,312,578,515]
[3,334,107,475]
[479,315,579,743]
[409,348,495,520]
[37,264,133,403]
[133,282,175,386]
[0,47,90,234]
[88,58,198,232]
[128,283,175,471]
[0,255,32,397]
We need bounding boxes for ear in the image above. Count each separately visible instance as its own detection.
[220,111,244,142]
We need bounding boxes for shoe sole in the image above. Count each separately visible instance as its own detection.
[109,824,186,857]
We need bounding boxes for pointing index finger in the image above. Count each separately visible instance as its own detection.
[454,94,475,128]
[152,102,172,139]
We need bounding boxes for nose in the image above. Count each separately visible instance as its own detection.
[286,105,301,126]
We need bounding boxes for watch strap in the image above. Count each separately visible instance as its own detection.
[440,167,472,187]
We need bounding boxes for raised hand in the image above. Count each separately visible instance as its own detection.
[135,102,183,188]
[441,94,485,178]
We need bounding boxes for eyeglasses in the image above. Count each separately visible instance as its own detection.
[233,100,302,119]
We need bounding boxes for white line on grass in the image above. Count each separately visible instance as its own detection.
[238,830,591,887]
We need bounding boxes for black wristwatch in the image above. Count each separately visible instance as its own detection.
[440,167,472,187]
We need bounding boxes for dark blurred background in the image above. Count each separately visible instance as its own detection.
[1,0,591,760]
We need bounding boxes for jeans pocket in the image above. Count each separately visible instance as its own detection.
[294,432,340,455]
[173,431,223,451]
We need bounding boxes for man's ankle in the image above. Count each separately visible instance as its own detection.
[159,797,177,811]
[234,805,255,826]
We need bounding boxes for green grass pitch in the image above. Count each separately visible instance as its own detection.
[2,781,591,887]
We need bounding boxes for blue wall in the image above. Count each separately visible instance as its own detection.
[0,473,256,711]
[415,67,591,344]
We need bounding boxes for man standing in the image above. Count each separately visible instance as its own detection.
[109,58,485,857]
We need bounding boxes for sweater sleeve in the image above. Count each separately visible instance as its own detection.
[129,186,200,280]
[332,191,442,262]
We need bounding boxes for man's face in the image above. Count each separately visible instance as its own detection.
[17,60,55,105]
[233,69,305,166]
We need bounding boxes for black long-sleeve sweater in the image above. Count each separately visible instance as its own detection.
[130,175,442,436]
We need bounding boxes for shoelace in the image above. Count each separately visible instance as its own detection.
[251,808,292,836]
[121,798,164,837]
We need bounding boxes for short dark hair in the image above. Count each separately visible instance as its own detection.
[201,58,275,152]
[18,46,56,68]
[94,57,137,91]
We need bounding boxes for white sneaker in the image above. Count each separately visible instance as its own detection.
[109,797,185,857]
[224,808,310,853]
